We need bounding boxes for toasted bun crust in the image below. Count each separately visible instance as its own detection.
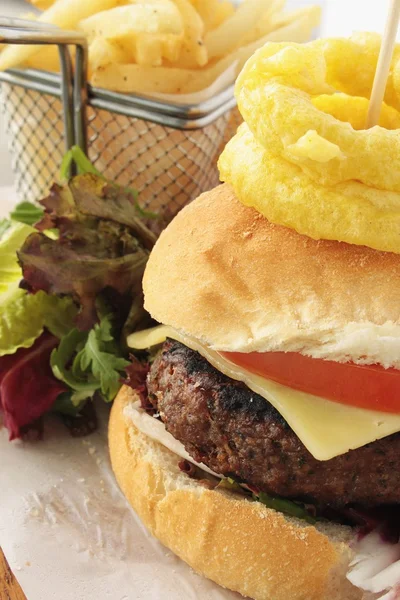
[109,386,367,600]
[143,184,400,368]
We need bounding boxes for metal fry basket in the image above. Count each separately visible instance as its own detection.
[0,18,240,218]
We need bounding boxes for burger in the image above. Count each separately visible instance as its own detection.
[109,183,400,600]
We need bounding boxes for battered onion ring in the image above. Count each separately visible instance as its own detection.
[235,33,400,192]
[312,95,400,132]
[219,33,400,253]
[219,124,400,254]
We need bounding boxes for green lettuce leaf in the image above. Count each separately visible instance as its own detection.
[51,314,129,405]
[216,475,317,524]
[0,289,77,357]
[216,478,246,493]
[10,202,44,226]
[60,145,103,180]
[0,221,35,298]
[256,492,316,524]
[76,316,130,400]
[51,392,84,417]
[1,288,45,356]
[43,298,78,339]
[0,222,37,354]
[0,220,11,240]
[50,328,98,405]
[0,220,77,356]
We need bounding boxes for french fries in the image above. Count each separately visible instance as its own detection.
[238,0,287,46]
[168,0,207,68]
[88,38,127,73]
[204,0,277,60]
[91,63,207,94]
[3,0,321,95]
[189,0,235,34]
[25,46,63,72]
[80,2,184,66]
[0,0,121,71]
[91,8,321,96]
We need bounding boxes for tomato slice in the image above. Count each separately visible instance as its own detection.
[219,350,400,413]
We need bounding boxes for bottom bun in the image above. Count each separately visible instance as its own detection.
[109,386,366,600]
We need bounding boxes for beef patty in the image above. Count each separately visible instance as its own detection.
[147,339,400,509]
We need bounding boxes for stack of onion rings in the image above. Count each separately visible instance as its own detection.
[219,33,400,253]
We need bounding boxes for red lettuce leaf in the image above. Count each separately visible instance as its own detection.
[36,174,157,248]
[69,176,158,248]
[18,174,151,331]
[0,332,66,440]
[19,233,148,330]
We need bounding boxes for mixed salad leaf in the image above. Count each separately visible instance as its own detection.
[51,313,130,404]
[10,202,44,226]
[18,174,152,331]
[256,491,316,524]
[0,333,66,440]
[1,289,76,358]
[0,149,156,440]
[0,219,11,239]
[215,477,317,524]
[0,220,77,357]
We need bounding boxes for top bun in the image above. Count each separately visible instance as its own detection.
[143,184,400,368]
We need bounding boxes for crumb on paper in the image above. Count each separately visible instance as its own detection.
[88,447,96,455]
[78,478,86,483]
[25,561,31,567]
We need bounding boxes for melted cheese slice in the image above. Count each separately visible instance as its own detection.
[127,326,400,461]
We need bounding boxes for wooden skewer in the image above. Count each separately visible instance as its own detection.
[366,0,400,128]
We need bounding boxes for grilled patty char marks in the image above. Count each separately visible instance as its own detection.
[147,339,400,509]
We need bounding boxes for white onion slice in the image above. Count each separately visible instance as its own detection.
[347,530,400,598]
[124,401,223,479]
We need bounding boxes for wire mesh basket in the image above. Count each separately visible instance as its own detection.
[0,5,324,218]
[0,64,240,218]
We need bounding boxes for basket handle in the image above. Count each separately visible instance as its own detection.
[0,19,88,177]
